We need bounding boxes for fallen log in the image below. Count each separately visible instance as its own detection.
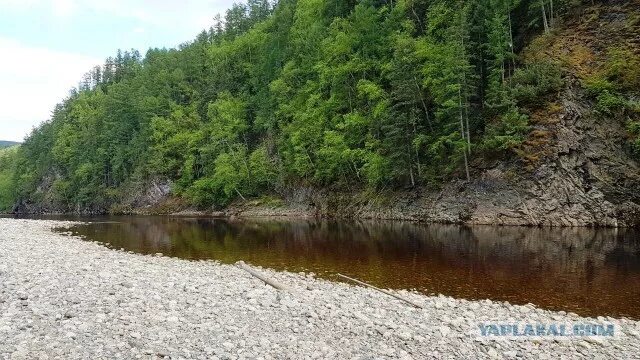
[237,261,288,291]
[337,273,423,309]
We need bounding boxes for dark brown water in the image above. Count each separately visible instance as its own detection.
[58,216,640,319]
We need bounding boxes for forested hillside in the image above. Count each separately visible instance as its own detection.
[0,141,19,149]
[1,0,638,225]
[0,146,19,210]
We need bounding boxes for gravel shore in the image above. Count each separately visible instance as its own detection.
[1,219,639,359]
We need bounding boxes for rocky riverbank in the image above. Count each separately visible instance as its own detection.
[1,218,639,359]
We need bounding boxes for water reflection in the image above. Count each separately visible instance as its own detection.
[64,216,640,319]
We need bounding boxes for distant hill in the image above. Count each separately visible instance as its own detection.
[0,141,19,149]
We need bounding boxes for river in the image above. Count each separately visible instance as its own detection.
[31,215,640,319]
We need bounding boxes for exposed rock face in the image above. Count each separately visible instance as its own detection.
[13,88,639,226]
[447,80,640,227]
[227,3,640,227]
[227,85,640,227]
[126,179,172,209]
[10,4,640,228]
[10,179,174,216]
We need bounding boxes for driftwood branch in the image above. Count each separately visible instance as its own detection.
[237,261,288,291]
[337,273,423,309]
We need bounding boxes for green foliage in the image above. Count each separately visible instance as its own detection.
[6,0,598,211]
[582,76,615,97]
[207,92,248,144]
[0,147,19,211]
[248,145,277,191]
[185,177,223,208]
[583,47,640,114]
[581,46,640,157]
[594,90,628,115]
[361,150,390,187]
[149,105,203,179]
[604,48,640,91]
[315,131,350,184]
[186,148,249,208]
[483,108,530,150]
[185,144,277,208]
[583,70,640,122]
[511,61,564,106]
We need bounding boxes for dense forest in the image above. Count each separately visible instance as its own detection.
[1,0,638,213]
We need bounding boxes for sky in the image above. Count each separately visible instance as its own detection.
[0,0,233,142]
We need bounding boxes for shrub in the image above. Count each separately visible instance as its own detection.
[248,146,277,192]
[605,48,640,91]
[511,61,564,106]
[185,177,223,208]
[595,90,628,115]
[582,76,615,97]
[483,107,530,151]
[362,151,390,187]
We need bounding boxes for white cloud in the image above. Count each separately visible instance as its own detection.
[85,0,229,35]
[0,38,100,142]
[0,1,236,141]
[51,0,75,18]
[0,0,40,10]
[0,0,75,17]
[0,0,228,30]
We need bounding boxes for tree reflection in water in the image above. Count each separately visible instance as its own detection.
[64,216,640,319]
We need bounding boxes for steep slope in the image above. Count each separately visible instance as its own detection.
[229,1,640,226]
[4,1,639,226]
[457,0,640,226]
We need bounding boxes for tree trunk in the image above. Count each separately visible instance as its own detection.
[458,88,471,182]
[237,261,288,290]
[409,165,415,187]
[508,11,516,79]
[235,188,247,201]
[414,76,434,132]
[337,273,423,308]
[460,28,471,154]
[541,0,550,34]
[406,127,416,187]
[412,118,422,178]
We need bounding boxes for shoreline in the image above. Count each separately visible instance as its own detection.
[3,210,638,229]
[1,218,639,358]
